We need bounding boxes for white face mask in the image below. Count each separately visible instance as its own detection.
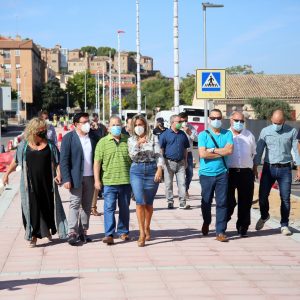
[81,122,90,134]
[134,126,145,136]
[181,122,187,128]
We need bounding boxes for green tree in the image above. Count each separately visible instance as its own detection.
[226,65,264,75]
[41,78,66,112]
[66,71,99,111]
[126,73,173,111]
[97,47,116,57]
[180,74,195,105]
[248,98,292,120]
[11,89,18,100]
[81,46,97,56]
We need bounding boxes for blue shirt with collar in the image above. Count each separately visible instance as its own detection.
[254,124,300,166]
[159,128,190,161]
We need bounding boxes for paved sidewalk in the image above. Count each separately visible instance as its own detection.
[1,169,300,300]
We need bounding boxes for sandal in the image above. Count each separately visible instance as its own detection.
[145,228,151,241]
[137,236,145,247]
[29,237,37,248]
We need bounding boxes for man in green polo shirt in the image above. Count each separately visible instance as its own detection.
[94,115,131,245]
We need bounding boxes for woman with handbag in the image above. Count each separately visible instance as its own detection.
[2,118,68,247]
[128,115,164,247]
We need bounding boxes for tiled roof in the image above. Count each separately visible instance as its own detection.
[224,74,300,99]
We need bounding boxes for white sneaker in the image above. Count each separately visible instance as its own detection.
[179,202,191,209]
[281,226,292,236]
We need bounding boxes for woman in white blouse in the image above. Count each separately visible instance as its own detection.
[128,114,164,247]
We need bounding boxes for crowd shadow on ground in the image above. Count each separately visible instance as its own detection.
[0,276,77,291]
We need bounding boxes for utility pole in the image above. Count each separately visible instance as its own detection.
[84,69,87,112]
[102,68,105,122]
[136,0,142,114]
[117,30,125,118]
[109,51,112,117]
[173,0,180,114]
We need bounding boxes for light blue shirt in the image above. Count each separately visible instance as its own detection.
[198,128,233,176]
[254,124,300,166]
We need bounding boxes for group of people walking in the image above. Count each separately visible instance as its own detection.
[2,107,299,247]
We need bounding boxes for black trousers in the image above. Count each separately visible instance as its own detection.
[227,168,254,231]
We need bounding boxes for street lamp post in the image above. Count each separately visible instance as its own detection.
[102,68,105,122]
[117,30,125,118]
[84,68,87,112]
[144,94,147,118]
[202,2,224,129]
[173,0,180,114]
[16,67,21,123]
[24,71,27,122]
[109,51,112,117]
[136,0,142,114]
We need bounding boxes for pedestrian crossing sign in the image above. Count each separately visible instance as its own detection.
[196,69,226,99]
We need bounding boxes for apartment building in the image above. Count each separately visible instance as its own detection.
[89,56,109,73]
[0,36,43,112]
[140,56,153,72]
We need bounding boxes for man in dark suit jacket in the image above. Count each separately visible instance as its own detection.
[60,112,98,245]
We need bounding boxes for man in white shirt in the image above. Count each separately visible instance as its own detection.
[227,112,256,237]
[60,113,98,245]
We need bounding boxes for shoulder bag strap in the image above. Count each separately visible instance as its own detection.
[205,130,227,170]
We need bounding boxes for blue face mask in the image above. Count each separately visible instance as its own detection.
[233,121,244,132]
[110,125,122,136]
[272,123,283,132]
[210,119,222,129]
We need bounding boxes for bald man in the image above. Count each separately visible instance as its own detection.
[227,112,256,237]
[254,109,300,236]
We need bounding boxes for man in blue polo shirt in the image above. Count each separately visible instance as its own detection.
[160,115,190,209]
[198,109,233,242]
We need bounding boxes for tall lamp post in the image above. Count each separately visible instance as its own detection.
[109,51,112,117]
[16,66,21,123]
[136,0,142,114]
[102,68,105,122]
[202,2,224,129]
[117,30,125,118]
[24,71,27,121]
[173,0,180,114]
[84,68,87,112]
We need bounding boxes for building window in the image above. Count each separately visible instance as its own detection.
[16,64,21,69]
[15,50,20,56]
[52,60,56,63]
[3,50,10,59]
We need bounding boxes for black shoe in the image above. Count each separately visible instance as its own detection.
[78,234,92,244]
[168,202,174,209]
[68,233,78,246]
[237,226,248,238]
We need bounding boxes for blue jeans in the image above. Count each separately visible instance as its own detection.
[130,162,159,206]
[103,184,131,237]
[200,172,228,235]
[259,163,292,226]
[185,152,194,192]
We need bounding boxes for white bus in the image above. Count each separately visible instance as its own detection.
[121,109,146,122]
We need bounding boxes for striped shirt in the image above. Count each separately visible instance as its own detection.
[94,134,131,185]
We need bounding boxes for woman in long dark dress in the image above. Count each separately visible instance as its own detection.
[3,118,68,247]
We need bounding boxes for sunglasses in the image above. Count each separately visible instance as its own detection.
[233,119,245,124]
[209,117,222,120]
